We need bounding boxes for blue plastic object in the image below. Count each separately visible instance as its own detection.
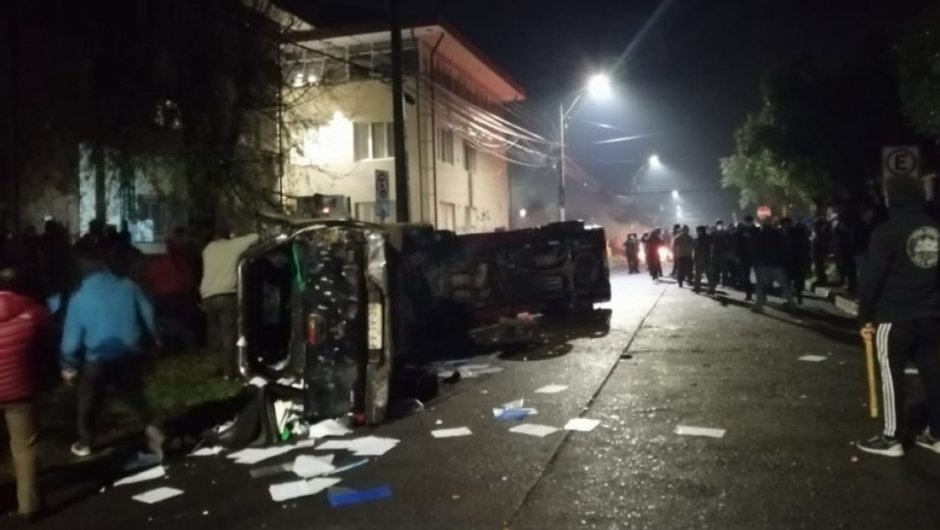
[496,408,532,421]
[327,485,393,507]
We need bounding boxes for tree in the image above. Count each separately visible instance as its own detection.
[897,3,940,141]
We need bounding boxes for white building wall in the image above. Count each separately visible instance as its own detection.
[284,79,510,232]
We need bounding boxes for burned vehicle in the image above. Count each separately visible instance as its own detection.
[235,217,609,429]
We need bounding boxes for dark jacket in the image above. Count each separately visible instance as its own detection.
[673,233,694,259]
[858,207,940,323]
[694,234,713,263]
[757,226,787,268]
[0,291,50,402]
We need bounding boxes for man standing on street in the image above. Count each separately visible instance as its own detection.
[673,225,694,288]
[711,219,733,287]
[624,234,640,274]
[753,218,794,313]
[0,268,49,521]
[200,226,259,378]
[60,255,164,459]
[693,225,713,294]
[857,176,940,457]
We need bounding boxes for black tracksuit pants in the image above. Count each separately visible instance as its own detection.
[876,319,940,438]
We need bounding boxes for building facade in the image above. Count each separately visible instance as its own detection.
[283,23,524,232]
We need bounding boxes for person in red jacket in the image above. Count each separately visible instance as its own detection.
[145,229,198,350]
[0,267,50,520]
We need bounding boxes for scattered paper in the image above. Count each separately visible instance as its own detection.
[534,384,568,394]
[457,367,479,379]
[493,407,538,421]
[189,446,224,457]
[269,478,341,502]
[474,366,505,375]
[798,355,828,362]
[509,424,561,437]
[564,418,601,432]
[248,376,268,388]
[227,446,295,465]
[308,419,353,439]
[249,462,293,479]
[317,436,400,456]
[431,427,473,438]
[292,455,337,478]
[132,487,183,504]
[906,368,919,375]
[114,466,166,486]
[123,452,162,472]
[675,425,726,439]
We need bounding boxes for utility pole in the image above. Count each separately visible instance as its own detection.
[558,103,566,222]
[389,0,409,222]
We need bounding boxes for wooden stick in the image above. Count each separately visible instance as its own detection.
[863,332,879,419]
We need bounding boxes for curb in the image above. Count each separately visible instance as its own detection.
[811,284,858,317]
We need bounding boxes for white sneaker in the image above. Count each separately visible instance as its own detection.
[915,432,940,454]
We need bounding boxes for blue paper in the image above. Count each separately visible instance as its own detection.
[328,485,392,507]
[497,408,532,421]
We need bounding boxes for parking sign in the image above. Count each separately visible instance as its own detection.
[883,146,920,179]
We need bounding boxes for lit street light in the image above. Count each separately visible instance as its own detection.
[649,154,663,169]
[519,208,527,219]
[671,189,679,201]
[558,72,611,222]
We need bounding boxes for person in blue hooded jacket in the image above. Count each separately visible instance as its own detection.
[60,255,164,459]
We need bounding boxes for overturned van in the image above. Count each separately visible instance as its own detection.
[237,218,396,425]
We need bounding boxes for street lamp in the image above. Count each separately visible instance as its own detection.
[671,189,679,201]
[629,154,663,195]
[558,72,611,222]
[649,154,663,169]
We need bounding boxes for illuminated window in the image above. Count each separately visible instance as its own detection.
[437,128,455,164]
[354,122,394,161]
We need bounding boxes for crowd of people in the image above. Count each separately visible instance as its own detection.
[623,216,813,312]
[0,218,258,521]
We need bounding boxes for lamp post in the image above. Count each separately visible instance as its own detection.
[558,73,611,222]
[630,154,661,195]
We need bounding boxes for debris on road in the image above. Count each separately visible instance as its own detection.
[674,425,726,439]
[329,459,370,475]
[188,446,225,457]
[269,477,342,502]
[431,427,473,438]
[228,446,297,465]
[327,485,393,507]
[509,424,561,437]
[308,419,353,439]
[798,355,828,362]
[132,487,184,504]
[317,436,400,456]
[906,368,919,375]
[114,466,166,486]
[564,418,601,432]
[123,452,162,471]
[493,407,538,421]
[292,455,337,478]
[534,384,568,394]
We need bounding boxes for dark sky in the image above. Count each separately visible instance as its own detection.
[282,0,929,222]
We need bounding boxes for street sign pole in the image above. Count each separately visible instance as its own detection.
[375,170,390,222]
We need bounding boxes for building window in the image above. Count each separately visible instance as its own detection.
[355,201,396,223]
[463,141,477,173]
[464,206,478,232]
[439,202,457,231]
[354,122,394,161]
[437,128,455,164]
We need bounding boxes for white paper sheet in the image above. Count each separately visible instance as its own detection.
[189,446,224,457]
[906,367,919,375]
[132,487,183,504]
[317,436,400,456]
[248,376,268,388]
[228,446,296,465]
[308,419,353,439]
[564,418,601,432]
[509,424,560,437]
[431,427,473,438]
[798,355,828,362]
[675,425,726,438]
[501,399,525,409]
[457,366,479,379]
[534,384,568,394]
[269,478,341,502]
[292,455,336,478]
[114,466,166,486]
[476,366,505,375]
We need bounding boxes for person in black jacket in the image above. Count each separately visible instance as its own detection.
[857,176,940,457]
[624,234,640,274]
[780,217,811,304]
[753,219,794,312]
[693,226,713,293]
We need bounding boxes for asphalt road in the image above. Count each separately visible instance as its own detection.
[20,270,940,529]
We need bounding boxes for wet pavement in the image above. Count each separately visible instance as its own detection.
[21,271,940,529]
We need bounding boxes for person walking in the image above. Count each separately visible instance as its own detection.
[60,255,164,459]
[857,176,940,457]
[781,217,811,304]
[0,268,50,521]
[812,214,831,287]
[753,219,794,312]
[645,229,664,281]
[673,226,694,288]
[624,234,640,274]
[693,226,713,293]
[734,217,759,301]
[711,219,733,287]
[669,224,682,278]
[200,226,259,378]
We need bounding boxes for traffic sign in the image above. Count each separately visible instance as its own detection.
[375,169,390,221]
[757,205,772,219]
[883,146,920,179]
